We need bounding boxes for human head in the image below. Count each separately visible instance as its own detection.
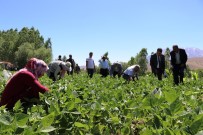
[156,48,162,56]
[25,58,48,79]
[134,65,140,72]
[65,62,71,69]
[69,54,72,58]
[102,56,106,60]
[173,45,179,53]
[58,55,61,58]
[89,52,93,57]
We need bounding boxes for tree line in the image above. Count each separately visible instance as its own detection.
[1,27,174,74]
[0,27,52,69]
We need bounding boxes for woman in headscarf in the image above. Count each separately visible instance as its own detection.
[0,58,49,109]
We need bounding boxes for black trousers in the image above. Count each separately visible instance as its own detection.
[87,69,94,78]
[113,71,121,78]
[172,64,185,85]
[100,68,109,77]
[155,68,164,80]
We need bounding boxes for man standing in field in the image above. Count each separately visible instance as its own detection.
[66,54,75,75]
[170,45,188,85]
[150,48,165,80]
[86,52,96,78]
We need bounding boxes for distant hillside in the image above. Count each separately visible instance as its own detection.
[187,57,203,70]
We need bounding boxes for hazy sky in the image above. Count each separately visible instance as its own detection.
[1,0,203,65]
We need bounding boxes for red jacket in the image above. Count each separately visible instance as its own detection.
[0,70,48,109]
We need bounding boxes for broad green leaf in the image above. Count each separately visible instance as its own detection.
[190,115,203,134]
[15,113,29,128]
[74,122,89,130]
[164,90,178,103]
[13,100,22,111]
[67,101,75,111]
[0,114,13,125]
[169,98,184,115]
[41,113,55,127]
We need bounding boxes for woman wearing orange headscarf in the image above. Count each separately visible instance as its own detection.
[0,58,49,109]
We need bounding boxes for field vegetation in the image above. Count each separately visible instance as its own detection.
[0,71,203,135]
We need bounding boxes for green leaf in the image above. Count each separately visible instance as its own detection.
[153,114,162,129]
[121,126,130,135]
[169,98,184,115]
[164,128,174,135]
[41,113,55,127]
[164,90,178,103]
[13,100,22,111]
[139,127,153,135]
[15,113,29,128]
[74,122,89,130]
[0,114,13,125]
[190,115,203,134]
[40,126,56,133]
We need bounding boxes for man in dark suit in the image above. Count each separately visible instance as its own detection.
[170,45,188,85]
[150,48,165,80]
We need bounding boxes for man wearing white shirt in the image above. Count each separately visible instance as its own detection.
[86,52,96,78]
[122,65,140,81]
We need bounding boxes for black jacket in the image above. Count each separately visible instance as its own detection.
[150,54,165,70]
[170,49,187,68]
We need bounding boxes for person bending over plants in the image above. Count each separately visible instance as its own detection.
[122,65,140,82]
[0,58,49,110]
[47,61,71,81]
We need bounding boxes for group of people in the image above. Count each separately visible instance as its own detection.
[57,54,81,75]
[86,52,140,81]
[150,45,188,85]
[0,44,188,110]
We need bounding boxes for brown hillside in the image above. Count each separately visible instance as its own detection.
[187,57,203,70]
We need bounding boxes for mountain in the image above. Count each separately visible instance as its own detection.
[159,47,203,58]
[185,48,203,58]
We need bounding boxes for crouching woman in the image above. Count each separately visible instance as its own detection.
[0,58,49,110]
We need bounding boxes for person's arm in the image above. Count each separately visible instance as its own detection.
[163,55,165,70]
[54,66,61,80]
[93,61,96,71]
[86,59,88,70]
[25,72,49,93]
[60,70,66,78]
